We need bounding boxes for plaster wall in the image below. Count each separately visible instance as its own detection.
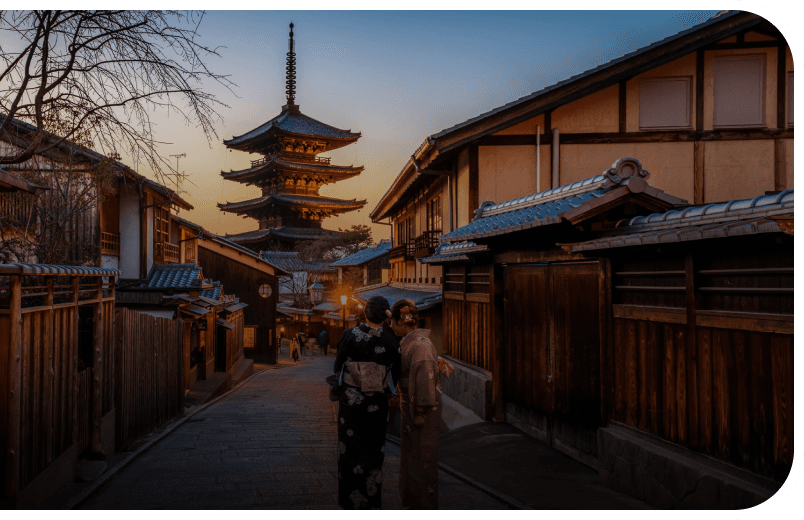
[560,142,696,202]
[704,140,775,201]
[478,146,537,204]
[626,54,696,132]
[553,84,619,133]
[704,47,779,130]
[118,184,140,279]
[456,149,470,228]
[493,113,545,135]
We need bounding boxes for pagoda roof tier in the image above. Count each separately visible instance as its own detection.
[224,107,361,154]
[218,193,366,215]
[221,156,363,185]
[225,226,342,244]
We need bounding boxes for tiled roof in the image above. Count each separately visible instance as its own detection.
[0,263,121,276]
[418,241,489,264]
[225,110,360,146]
[201,281,222,300]
[330,240,391,267]
[226,227,342,244]
[312,301,341,312]
[571,191,793,252]
[440,158,686,244]
[218,193,365,213]
[143,263,203,290]
[323,311,358,321]
[222,158,363,180]
[277,305,315,316]
[260,251,309,273]
[353,282,442,311]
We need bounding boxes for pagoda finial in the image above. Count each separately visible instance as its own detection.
[285,22,297,107]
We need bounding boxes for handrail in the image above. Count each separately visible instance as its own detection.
[251,155,332,168]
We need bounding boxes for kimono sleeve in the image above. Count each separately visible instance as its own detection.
[409,359,439,409]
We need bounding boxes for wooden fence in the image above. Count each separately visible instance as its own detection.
[606,238,793,481]
[443,297,492,372]
[222,311,245,372]
[1,271,115,498]
[114,308,184,451]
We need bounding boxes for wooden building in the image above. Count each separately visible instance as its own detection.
[219,24,366,251]
[371,10,792,300]
[330,240,391,289]
[423,155,793,507]
[171,215,285,364]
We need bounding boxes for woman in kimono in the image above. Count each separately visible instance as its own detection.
[388,299,441,509]
[334,295,400,509]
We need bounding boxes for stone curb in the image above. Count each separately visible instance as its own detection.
[384,433,531,510]
[67,365,276,509]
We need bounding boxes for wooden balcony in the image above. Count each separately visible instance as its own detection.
[389,242,415,261]
[155,242,180,263]
[100,231,120,256]
[414,230,441,258]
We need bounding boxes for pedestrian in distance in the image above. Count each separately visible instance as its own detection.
[318,328,330,355]
[332,295,401,509]
[291,339,300,363]
[387,299,441,509]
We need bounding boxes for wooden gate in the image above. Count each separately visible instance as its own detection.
[503,261,602,459]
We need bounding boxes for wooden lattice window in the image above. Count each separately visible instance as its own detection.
[426,197,442,232]
[244,326,257,349]
[444,264,465,293]
[154,206,170,246]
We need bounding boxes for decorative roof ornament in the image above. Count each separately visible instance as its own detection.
[285,22,297,109]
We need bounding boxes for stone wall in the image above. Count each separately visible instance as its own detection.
[440,356,492,421]
[598,424,781,509]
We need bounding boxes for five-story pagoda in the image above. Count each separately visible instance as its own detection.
[220,23,366,251]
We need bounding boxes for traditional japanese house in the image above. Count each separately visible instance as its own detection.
[372,9,792,429]
[568,190,793,508]
[171,215,285,364]
[219,23,366,251]
[330,240,391,289]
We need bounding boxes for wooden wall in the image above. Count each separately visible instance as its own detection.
[114,308,184,451]
[606,235,793,481]
[443,297,492,371]
[223,311,245,372]
[197,247,278,363]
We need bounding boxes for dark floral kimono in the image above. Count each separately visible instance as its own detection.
[334,323,401,509]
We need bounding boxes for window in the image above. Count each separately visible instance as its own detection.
[396,216,413,244]
[426,197,442,232]
[713,55,766,128]
[259,284,272,298]
[639,77,692,129]
[788,72,794,127]
[154,206,170,245]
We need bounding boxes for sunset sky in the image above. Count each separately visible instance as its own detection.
[124,10,735,241]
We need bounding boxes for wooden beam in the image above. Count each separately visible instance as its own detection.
[544,110,552,134]
[684,254,699,449]
[490,264,505,422]
[774,139,787,191]
[619,80,628,133]
[694,141,705,204]
[468,145,479,220]
[475,128,793,147]
[696,50,705,131]
[6,275,22,498]
[90,278,105,459]
[777,41,787,129]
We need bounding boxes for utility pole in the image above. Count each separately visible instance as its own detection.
[170,153,186,213]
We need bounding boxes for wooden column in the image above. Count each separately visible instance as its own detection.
[618,80,627,133]
[684,254,699,448]
[6,275,22,498]
[70,276,79,449]
[694,141,705,204]
[774,139,787,192]
[490,263,505,422]
[777,41,787,129]
[44,277,54,465]
[90,277,105,458]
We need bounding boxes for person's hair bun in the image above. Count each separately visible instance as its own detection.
[391,299,419,325]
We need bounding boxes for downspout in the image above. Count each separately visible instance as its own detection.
[551,127,560,189]
[448,161,455,232]
[536,124,541,192]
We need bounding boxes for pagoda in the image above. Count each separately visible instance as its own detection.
[220,23,366,251]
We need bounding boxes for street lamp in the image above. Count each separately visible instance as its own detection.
[340,294,347,330]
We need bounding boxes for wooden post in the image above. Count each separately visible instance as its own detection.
[490,263,505,422]
[6,275,22,498]
[90,277,105,458]
[70,276,79,449]
[44,277,54,465]
[685,254,700,448]
[694,141,705,204]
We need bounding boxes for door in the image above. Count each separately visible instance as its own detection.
[503,261,602,458]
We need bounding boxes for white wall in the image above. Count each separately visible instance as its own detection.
[119,184,140,279]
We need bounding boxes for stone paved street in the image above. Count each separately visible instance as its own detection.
[80,355,509,509]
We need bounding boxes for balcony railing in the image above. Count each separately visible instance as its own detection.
[251,155,332,168]
[389,242,416,261]
[155,242,180,263]
[100,231,121,256]
[414,230,441,258]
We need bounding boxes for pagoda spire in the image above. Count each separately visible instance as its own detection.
[285,22,297,109]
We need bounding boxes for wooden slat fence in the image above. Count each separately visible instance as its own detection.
[114,308,184,451]
[443,297,492,371]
